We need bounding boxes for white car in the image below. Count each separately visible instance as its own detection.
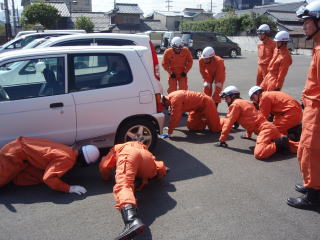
[36,33,161,82]
[0,46,164,150]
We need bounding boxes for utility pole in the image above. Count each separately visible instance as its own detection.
[11,0,17,36]
[165,0,173,11]
[4,0,12,40]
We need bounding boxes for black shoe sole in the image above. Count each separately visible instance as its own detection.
[115,224,145,240]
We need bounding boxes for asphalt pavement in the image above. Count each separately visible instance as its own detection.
[1,51,319,240]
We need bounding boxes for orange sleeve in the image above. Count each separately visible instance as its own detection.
[213,60,226,100]
[199,58,211,82]
[276,55,292,89]
[259,95,272,119]
[219,104,241,142]
[162,49,171,73]
[99,147,117,181]
[184,49,193,73]
[42,157,74,192]
[168,96,183,135]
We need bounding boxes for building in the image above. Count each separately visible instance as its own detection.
[107,3,167,33]
[223,0,275,10]
[154,8,213,31]
[21,0,92,12]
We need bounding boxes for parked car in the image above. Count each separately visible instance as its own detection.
[181,32,241,59]
[0,32,83,53]
[139,31,166,54]
[15,29,86,39]
[0,46,164,150]
[160,31,182,51]
[35,33,161,82]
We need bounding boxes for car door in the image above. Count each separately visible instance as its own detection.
[68,50,153,147]
[0,55,76,147]
[214,34,231,57]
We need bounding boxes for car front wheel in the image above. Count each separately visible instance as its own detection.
[230,49,237,58]
[116,119,158,151]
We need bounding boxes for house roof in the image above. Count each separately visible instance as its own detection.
[114,3,143,15]
[266,10,302,22]
[110,19,168,32]
[155,11,184,17]
[71,12,111,32]
[48,2,70,17]
[214,1,305,18]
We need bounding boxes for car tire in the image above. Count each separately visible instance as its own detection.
[155,46,162,54]
[116,119,158,151]
[229,49,237,58]
[195,49,203,59]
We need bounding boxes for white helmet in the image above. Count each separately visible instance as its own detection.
[257,24,270,34]
[220,85,240,98]
[248,86,263,99]
[297,0,320,19]
[201,46,215,59]
[171,37,183,49]
[81,145,100,164]
[274,31,290,42]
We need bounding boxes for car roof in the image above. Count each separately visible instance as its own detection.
[39,33,150,46]
[0,45,148,61]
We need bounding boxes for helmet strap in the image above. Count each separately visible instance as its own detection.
[306,19,320,40]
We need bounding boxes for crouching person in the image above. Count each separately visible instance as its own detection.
[0,136,100,194]
[161,90,221,138]
[99,141,169,240]
[218,86,297,159]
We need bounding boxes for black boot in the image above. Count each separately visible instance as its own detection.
[287,189,320,210]
[115,205,145,240]
[233,122,239,129]
[295,184,311,194]
[274,136,289,154]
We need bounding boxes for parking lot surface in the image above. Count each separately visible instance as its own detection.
[1,51,319,240]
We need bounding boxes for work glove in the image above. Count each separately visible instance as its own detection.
[69,185,87,195]
[170,73,176,78]
[180,72,187,77]
[215,141,228,147]
[160,133,171,139]
[203,81,210,88]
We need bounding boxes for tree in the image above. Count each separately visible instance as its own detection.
[20,2,60,29]
[75,16,95,33]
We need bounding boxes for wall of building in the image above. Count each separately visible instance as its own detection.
[70,0,92,12]
[114,14,140,25]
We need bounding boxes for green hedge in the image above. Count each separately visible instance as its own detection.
[180,13,277,36]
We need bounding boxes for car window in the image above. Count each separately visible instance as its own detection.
[95,39,135,46]
[6,38,23,49]
[216,35,228,43]
[0,57,65,101]
[69,53,132,91]
[54,39,94,46]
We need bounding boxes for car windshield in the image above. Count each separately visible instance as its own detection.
[23,38,49,49]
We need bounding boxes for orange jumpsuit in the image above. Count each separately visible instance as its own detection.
[260,47,292,91]
[298,44,320,190]
[219,99,283,159]
[0,137,77,192]
[259,91,303,135]
[199,56,226,104]
[99,141,167,210]
[167,90,221,135]
[257,37,276,86]
[162,47,193,93]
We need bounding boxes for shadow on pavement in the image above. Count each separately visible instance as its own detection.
[0,164,113,212]
[170,129,221,144]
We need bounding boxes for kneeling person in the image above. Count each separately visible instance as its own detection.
[219,86,295,159]
[161,90,221,137]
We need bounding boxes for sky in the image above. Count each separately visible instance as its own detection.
[9,0,304,14]
[92,0,304,15]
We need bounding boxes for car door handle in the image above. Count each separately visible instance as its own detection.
[50,102,64,108]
